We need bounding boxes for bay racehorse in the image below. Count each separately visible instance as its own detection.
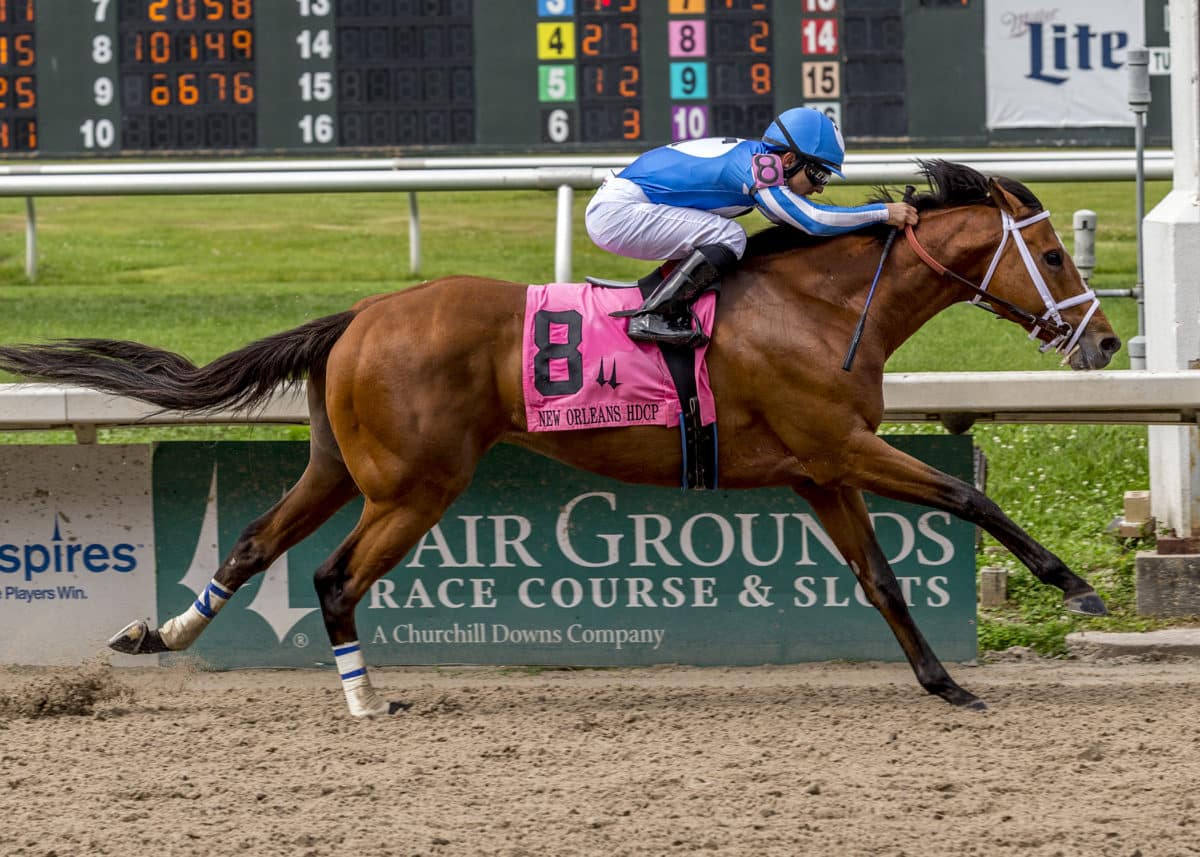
[0,161,1120,716]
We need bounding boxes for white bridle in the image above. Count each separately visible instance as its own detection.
[973,210,1101,354]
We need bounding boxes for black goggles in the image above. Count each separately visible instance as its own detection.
[803,162,831,188]
[782,156,831,188]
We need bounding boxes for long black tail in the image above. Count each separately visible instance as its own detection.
[0,310,357,414]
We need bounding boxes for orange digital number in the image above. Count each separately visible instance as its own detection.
[591,66,604,95]
[231,0,252,20]
[0,120,7,149]
[203,0,225,20]
[0,74,34,111]
[233,70,254,104]
[150,31,171,63]
[581,23,601,56]
[208,71,227,101]
[619,0,637,11]
[0,0,35,24]
[750,20,768,53]
[620,21,638,52]
[150,72,171,105]
[179,31,200,61]
[205,30,227,59]
[148,0,169,22]
[176,0,197,20]
[232,28,253,59]
[619,65,639,98]
[0,37,7,67]
[15,33,33,66]
[16,74,34,109]
[622,107,641,140]
[178,72,199,105]
[751,62,771,95]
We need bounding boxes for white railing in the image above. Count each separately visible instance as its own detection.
[2,371,1195,443]
[0,150,1175,282]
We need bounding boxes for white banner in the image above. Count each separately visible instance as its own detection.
[986,0,1145,129]
[0,445,155,665]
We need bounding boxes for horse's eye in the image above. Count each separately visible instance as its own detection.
[1044,250,1063,267]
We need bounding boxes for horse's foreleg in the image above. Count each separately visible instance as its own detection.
[845,431,1105,615]
[801,485,986,710]
[313,494,458,718]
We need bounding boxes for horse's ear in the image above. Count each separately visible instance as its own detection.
[987,178,1031,217]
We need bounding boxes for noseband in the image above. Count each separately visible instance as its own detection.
[904,210,1100,355]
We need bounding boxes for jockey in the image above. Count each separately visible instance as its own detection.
[585,107,920,347]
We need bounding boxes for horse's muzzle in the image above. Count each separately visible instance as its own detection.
[1069,332,1122,370]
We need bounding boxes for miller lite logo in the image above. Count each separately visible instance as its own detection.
[986,1,1145,130]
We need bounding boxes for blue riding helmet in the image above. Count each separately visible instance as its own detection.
[762,108,846,177]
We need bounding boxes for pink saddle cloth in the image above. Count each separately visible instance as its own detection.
[522,282,717,432]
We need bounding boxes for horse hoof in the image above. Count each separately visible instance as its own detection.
[107,620,170,655]
[387,700,413,715]
[1065,592,1108,616]
[963,698,989,712]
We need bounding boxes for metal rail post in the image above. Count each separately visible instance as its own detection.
[1127,48,1152,369]
[554,183,573,282]
[24,196,36,282]
[408,191,420,276]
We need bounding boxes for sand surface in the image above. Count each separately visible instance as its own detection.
[1,656,1198,857]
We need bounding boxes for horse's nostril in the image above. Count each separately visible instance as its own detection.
[1101,336,1122,356]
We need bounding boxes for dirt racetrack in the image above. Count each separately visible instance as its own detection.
[1,656,1198,857]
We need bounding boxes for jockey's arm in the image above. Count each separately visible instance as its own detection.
[752,186,891,237]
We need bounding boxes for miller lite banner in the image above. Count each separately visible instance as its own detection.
[986,0,1145,129]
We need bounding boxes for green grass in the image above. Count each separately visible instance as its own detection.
[0,177,1179,653]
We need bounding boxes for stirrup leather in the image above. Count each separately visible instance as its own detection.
[611,250,720,319]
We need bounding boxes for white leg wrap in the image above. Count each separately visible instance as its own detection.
[334,641,390,718]
[159,579,234,650]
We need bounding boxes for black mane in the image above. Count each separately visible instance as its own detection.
[743,159,1043,261]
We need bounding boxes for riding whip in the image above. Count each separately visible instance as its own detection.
[842,185,916,372]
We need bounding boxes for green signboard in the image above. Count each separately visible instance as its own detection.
[153,438,977,669]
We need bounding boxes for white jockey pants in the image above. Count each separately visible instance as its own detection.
[585,176,748,262]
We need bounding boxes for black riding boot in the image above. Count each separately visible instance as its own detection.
[613,245,736,348]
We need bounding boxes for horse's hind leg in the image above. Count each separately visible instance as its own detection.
[844,432,1105,615]
[312,489,468,717]
[110,379,362,655]
[801,484,986,710]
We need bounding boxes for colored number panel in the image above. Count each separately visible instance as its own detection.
[668,20,707,57]
[670,62,708,99]
[668,0,706,12]
[801,18,839,55]
[538,0,575,15]
[802,61,841,99]
[539,64,576,101]
[671,104,709,140]
[542,106,575,143]
[805,100,841,127]
[537,22,576,60]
